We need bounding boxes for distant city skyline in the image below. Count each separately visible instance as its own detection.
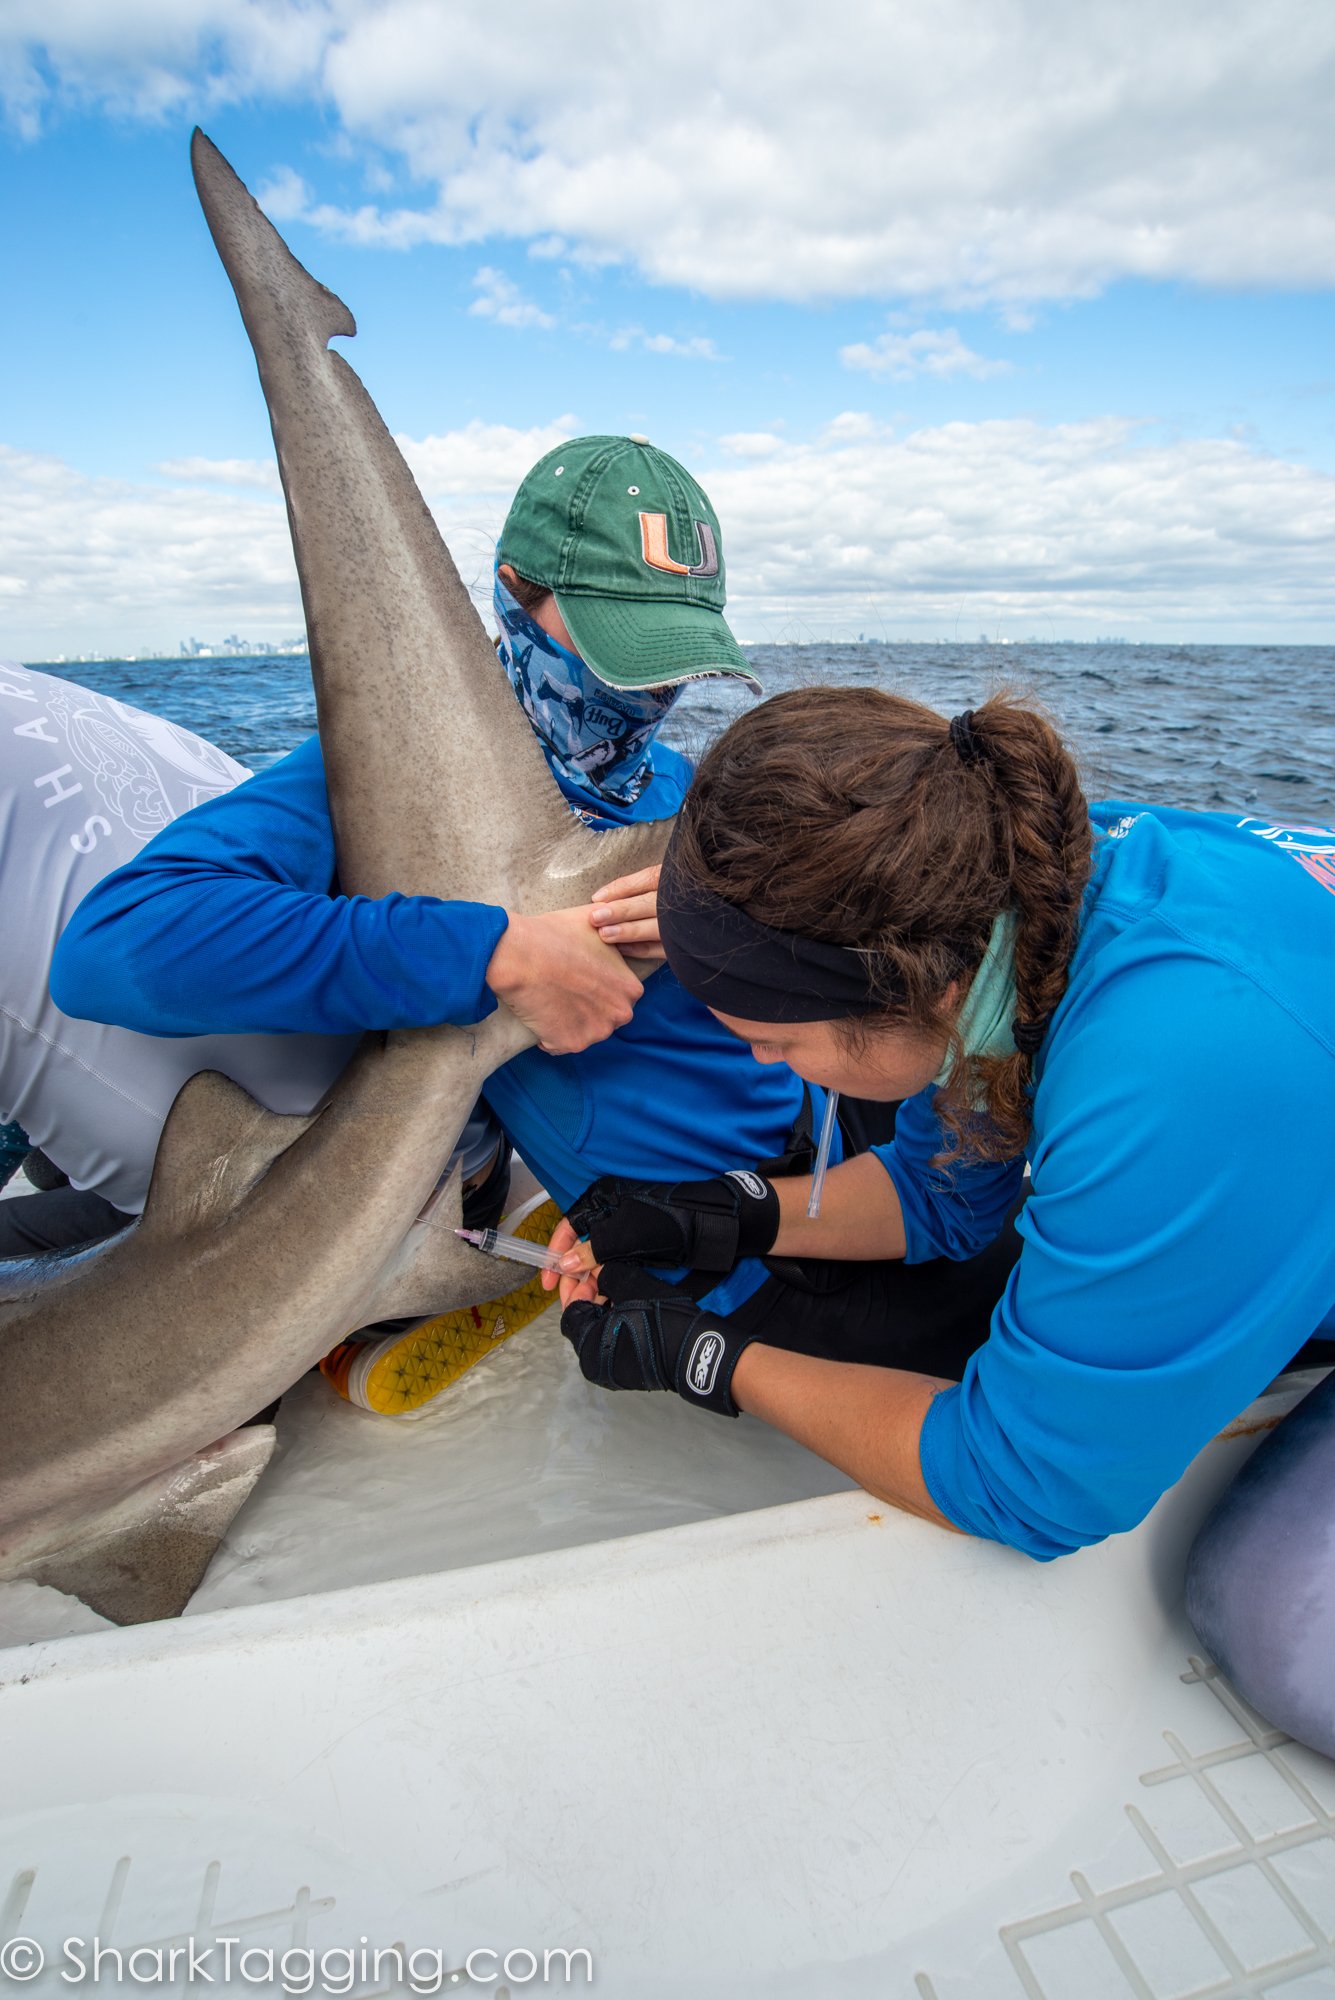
[28,636,310,666]
[28,632,1277,671]
[2,5,1332,654]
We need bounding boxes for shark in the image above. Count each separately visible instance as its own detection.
[0,130,669,1628]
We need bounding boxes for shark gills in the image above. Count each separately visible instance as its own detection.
[0,133,670,1624]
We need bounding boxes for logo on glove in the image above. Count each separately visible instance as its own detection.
[725,1170,768,1201]
[686,1330,725,1396]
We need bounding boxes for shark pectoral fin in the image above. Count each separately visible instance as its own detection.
[15,1428,276,1627]
[540,813,675,910]
[140,1070,318,1236]
[364,1166,513,1321]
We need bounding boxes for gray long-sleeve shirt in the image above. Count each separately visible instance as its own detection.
[0,661,358,1213]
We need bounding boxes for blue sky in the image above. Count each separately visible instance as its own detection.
[2,4,1333,653]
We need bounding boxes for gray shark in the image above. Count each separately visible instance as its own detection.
[1186,1368,1335,1759]
[0,131,669,1627]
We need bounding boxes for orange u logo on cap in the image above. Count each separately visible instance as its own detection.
[639,512,719,578]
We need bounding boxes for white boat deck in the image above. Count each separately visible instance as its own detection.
[1,1243,1332,1997]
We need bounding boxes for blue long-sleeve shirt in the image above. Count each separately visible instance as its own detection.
[53,736,512,1038]
[907,803,1335,1559]
[52,736,806,1303]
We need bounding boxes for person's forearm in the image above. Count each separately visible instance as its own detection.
[769,1151,908,1261]
[54,872,507,1036]
[731,1343,956,1529]
[50,735,512,1037]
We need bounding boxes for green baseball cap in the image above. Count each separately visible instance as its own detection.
[497,434,759,691]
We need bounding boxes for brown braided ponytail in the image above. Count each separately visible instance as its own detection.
[673,685,1093,1160]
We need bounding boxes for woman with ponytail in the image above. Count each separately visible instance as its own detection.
[552,685,1335,1754]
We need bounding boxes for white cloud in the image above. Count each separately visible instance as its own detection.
[394,417,579,498]
[1000,305,1038,334]
[841,327,1009,381]
[468,266,555,330]
[821,412,879,443]
[156,456,281,490]
[642,333,720,360]
[6,416,1335,655]
[703,417,1335,640]
[608,328,721,361]
[0,422,586,656]
[720,432,786,458]
[254,164,311,223]
[5,1,1334,303]
[0,443,302,657]
[0,1,329,126]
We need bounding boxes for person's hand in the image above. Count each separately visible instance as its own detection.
[589,864,664,968]
[560,1262,756,1417]
[486,906,644,1054]
[562,1170,781,1273]
[542,1214,600,1306]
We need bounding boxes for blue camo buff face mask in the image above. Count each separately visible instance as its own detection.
[493,568,679,814]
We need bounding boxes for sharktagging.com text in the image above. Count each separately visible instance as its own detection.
[0,1938,594,1993]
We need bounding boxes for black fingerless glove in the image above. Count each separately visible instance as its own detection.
[566,1169,780,1274]
[561,1263,755,1417]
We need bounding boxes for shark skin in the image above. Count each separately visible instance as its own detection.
[0,132,670,1623]
[1186,1368,1335,1759]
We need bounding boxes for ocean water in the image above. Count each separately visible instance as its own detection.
[25,642,1335,825]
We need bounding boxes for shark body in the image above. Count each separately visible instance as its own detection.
[0,132,668,1625]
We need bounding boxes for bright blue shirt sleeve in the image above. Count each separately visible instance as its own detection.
[872,1086,1025,1262]
[918,953,1335,1560]
[51,736,508,1037]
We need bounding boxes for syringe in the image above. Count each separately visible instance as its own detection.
[455,1225,565,1273]
[807,1089,840,1220]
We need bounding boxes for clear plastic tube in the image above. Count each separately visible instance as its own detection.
[807,1089,840,1220]
[455,1226,564,1273]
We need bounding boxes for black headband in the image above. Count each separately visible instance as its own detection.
[657,837,898,1023]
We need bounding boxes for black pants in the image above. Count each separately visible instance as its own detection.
[731,1208,1024,1384]
[0,1185,132,1259]
[704,1091,1017,1383]
[735,1091,1334,1383]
